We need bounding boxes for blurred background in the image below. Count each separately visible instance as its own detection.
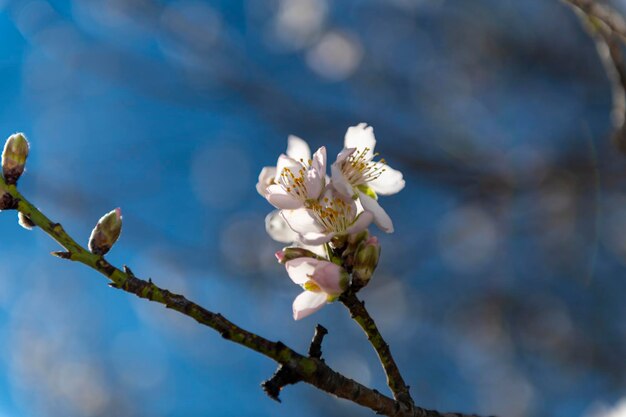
[0,0,625,416]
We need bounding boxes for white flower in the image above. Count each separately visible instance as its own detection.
[331,123,405,233]
[257,135,327,209]
[281,186,374,245]
[265,209,299,243]
[265,210,327,257]
[285,257,348,320]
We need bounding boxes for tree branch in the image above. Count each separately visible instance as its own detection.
[562,0,626,152]
[563,0,626,41]
[340,290,414,407]
[0,177,484,417]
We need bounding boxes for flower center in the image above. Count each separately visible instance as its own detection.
[340,147,386,186]
[309,195,354,233]
[278,158,313,201]
[303,280,321,292]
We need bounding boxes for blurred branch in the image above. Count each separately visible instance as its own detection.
[563,0,626,40]
[563,0,626,152]
[0,176,484,417]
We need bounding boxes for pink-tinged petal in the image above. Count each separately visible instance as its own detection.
[331,163,355,198]
[266,185,303,209]
[369,163,405,195]
[344,123,376,160]
[304,168,324,200]
[286,135,311,161]
[346,211,374,235]
[265,210,299,243]
[335,147,356,164]
[285,257,319,284]
[256,166,276,197]
[311,146,327,173]
[281,208,324,235]
[312,262,345,295]
[274,154,302,182]
[293,291,327,320]
[358,191,394,233]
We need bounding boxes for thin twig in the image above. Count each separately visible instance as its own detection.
[340,290,414,407]
[308,324,328,359]
[0,176,483,417]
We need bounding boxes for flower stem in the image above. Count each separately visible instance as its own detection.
[340,290,414,407]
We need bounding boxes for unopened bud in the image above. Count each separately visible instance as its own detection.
[351,236,380,291]
[2,133,30,185]
[275,247,321,264]
[88,208,123,255]
[18,212,35,230]
[342,229,369,262]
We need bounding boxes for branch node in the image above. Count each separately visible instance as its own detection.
[308,324,328,359]
[261,364,300,402]
[123,265,136,278]
[51,251,71,259]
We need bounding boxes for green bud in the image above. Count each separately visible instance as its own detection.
[275,247,323,264]
[2,133,30,185]
[340,229,369,268]
[88,208,123,255]
[351,236,380,291]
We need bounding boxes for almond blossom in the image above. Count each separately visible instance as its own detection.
[285,257,349,320]
[281,186,374,245]
[256,135,326,209]
[258,123,403,320]
[331,123,405,233]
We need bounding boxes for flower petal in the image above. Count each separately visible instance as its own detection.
[346,211,374,235]
[281,208,324,235]
[286,135,311,161]
[313,262,345,295]
[285,257,318,284]
[344,123,376,160]
[296,242,327,258]
[331,163,356,198]
[266,185,303,209]
[265,210,299,243]
[369,163,405,195]
[292,291,327,320]
[311,146,327,173]
[256,166,276,197]
[274,154,302,182]
[304,168,324,200]
[359,191,393,233]
[300,231,334,245]
[335,147,356,164]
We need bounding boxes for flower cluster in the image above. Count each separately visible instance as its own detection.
[257,123,404,320]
